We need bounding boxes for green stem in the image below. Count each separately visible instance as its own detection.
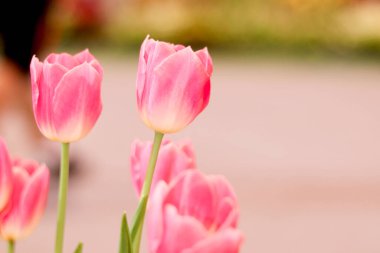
[8,240,14,253]
[55,143,70,253]
[141,132,164,198]
[132,131,164,253]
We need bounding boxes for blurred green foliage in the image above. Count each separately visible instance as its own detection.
[61,0,380,58]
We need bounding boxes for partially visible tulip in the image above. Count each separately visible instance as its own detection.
[0,158,49,240]
[130,139,196,196]
[147,170,243,253]
[136,36,213,133]
[30,49,103,143]
[0,138,12,212]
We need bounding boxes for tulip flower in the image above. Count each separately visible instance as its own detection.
[136,36,213,134]
[0,158,49,241]
[30,49,103,253]
[131,37,213,252]
[0,138,12,212]
[130,139,196,196]
[147,170,243,253]
[30,49,103,143]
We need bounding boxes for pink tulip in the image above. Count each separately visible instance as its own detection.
[0,158,49,240]
[30,49,103,143]
[136,36,213,133]
[130,139,196,196]
[147,170,243,253]
[0,138,12,212]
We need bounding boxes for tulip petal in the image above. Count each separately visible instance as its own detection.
[178,139,197,164]
[52,62,102,142]
[215,199,239,231]
[30,56,43,119]
[148,41,177,67]
[209,176,239,229]
[157,205,208,253]
[137,38,177,117]
[174,44,186,51]
[173,139,197,170]
[33,62,68,139]
[19,165,49,235]
[74,49,95,62]
[43,63,68,93]
[145,47,210,133]
[46,53,78,69]
[12,158,39,175]
[147,170,242,253]
[152,140,196,193]
[0,160,50,241]
[144,39,176,68]
[130,139,149,195]
[147,182,167,253]
[0,138,12,211]
[195,48,213,77]
[165,171,216,229]
[74,49,103,76]
[30,56,43,85]
[136,36,149,108]
[0,167,30,240]
[184,228,244,253]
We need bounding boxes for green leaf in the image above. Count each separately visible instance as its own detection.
[74,242,83,253]
[131,196,148,253]
[119,212,133,253]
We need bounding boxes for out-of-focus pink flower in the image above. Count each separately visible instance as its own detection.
[30,49,103,143]
[147,170,243,253]
[0,158,50,240]
[0,138,12,212]
[136,36,213,133]
[130,139,196,196]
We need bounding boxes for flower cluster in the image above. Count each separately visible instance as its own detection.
[0,36,243,253]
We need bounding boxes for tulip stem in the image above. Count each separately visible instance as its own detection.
[8,240,15,253]
[141,132,164,197]
[132,131,164,253]
[55,142,70,253]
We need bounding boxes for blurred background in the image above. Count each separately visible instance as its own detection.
[57,0,380,57]
[1,0,380,252]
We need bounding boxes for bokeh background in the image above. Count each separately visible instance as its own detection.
[1,0,380,252]
[58,0,380,57]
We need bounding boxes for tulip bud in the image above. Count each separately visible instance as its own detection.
[147,170,243,253]
[30,49,103,143]
[136,36,213,133]
[0,158,49,240]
